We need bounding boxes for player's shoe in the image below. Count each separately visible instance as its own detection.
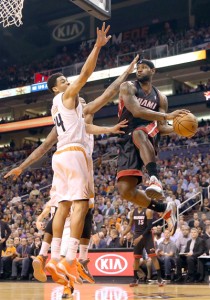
[162,202,177,236]
[158,279,165,287]
[32,255,47,282]
[146,176,164,200]
[45,259,68,286]
[57,258,83,284]
[62,282,74,299]
[77,259,95,284]
[129,278,139,287]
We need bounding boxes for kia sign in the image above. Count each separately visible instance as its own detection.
[53,20,85,42]
[88,251,133,276]
[95,254,128,275]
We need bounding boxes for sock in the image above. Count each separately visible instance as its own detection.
[39,241,50,257]
[146,162,159,178]
[157,269,162,281]
[66,238,80,262]
[51,237,61,260]
[147,199,166,213]
[134,270,138,280]
[79,244,89,261]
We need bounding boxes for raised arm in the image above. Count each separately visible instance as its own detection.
[157,92,174,135]
[4,127,57,180]
[119,81,190,121]
[83,55,139,115]
[63,23,111,109]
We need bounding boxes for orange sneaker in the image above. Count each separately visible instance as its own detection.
[77,259,95,283]
[57,258,83,284]
[45,259,68,286]
[62,284,74,299]
[32,255,47,282]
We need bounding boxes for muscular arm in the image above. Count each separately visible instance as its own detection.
[119,82,188,121]
[157,92,174,135]
[63,23,111,109]
[83,55,139,115]
[4,127,57,179]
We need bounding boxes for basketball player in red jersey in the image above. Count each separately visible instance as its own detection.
[117,58,190,235]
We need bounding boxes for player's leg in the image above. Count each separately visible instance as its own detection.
[46,202,71,286]
[130,240,144,287]
[77,208,95,283]
[117,176,177,235]
[132,129,163,199]
[145,234,164,286]
[57,200,89,284]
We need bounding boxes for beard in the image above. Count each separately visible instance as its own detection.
[137,74,151,83]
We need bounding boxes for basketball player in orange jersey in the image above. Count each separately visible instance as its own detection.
[117,58,190,235]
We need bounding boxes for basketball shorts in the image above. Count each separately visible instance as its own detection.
[117,122,160,183]
[134,233,156,258]
[52,143,90,202]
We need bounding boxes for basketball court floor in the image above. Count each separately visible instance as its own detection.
[1,282,210,300]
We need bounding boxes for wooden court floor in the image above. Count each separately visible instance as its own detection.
[0,282,210,300]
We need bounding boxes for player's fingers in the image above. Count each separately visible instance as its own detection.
[96,27,99,34]
[104,24,110,34]
[106,35,112,41]
[4,172,11,178]
[102,22,105,32]
[133,54,139,62]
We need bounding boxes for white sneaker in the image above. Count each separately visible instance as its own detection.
[145,176,164,200]
[162,202,177,236]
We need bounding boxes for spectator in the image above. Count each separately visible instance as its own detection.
[175,228,206,283]
[157,229,177,280]
[107,229,122,248]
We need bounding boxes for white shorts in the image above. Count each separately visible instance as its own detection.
[52,144,90,202]
[87,154,95,208]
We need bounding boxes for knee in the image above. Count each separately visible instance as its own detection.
[133,130,147,144]
[117,182,134,201]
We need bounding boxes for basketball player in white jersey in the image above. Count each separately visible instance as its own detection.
[4,53,139,287]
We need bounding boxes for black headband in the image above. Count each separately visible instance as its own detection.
[137,59,155,69]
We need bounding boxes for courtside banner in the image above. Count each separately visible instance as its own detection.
[46,250,133,276]
[0,116,53,132]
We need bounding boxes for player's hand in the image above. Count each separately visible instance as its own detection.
[166,109,190,120]
[95,22,112,47]
[36,221,43,231]
[109,119,128,134]
[126,55,139,74]
[4,167,23,180]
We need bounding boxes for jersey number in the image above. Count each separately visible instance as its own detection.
[138,219,144,225]
[54,113,66,132]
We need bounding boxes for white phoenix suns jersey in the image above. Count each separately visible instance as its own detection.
[51,93,86,149]
[85,132,94,157]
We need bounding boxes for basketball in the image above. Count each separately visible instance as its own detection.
[173,113,198,138]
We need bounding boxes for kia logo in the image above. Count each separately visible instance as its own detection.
[52,20,84,42]
[95,254,128,275]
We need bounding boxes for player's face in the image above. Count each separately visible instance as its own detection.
[55,76,70,93]
[136,63,154,83]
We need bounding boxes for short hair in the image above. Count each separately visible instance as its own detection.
[47,72,64,94]
[191,227,198,233]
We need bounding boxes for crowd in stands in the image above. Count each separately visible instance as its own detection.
[0,24,210,90]
[0,112,50,125]
[0,119,209,282]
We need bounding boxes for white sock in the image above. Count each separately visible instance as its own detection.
[79,244,89,260]
[39,241,50,256]
[51,238,62,260]
[66,238,80,262]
